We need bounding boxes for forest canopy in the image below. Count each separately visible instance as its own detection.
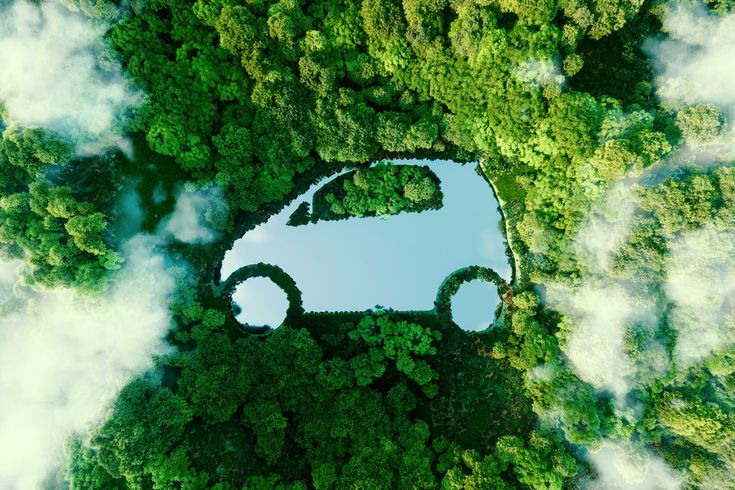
[310,161,443,221]
[1,0,735,489]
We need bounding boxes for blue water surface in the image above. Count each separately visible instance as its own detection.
[222,160,509,330]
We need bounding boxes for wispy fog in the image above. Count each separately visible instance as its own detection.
[0,0,138,154]
[586,442,682,490]
[645,1,735,162]
[0,235,174,488]
[544,181,659,406]
[665,225,735,367]
[515,58,565,90]
[159,186,227,244]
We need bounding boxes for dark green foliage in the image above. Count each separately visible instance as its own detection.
[173,331,255,424]
[222,262,304,326]
[66,438,127,490]
[32,0,735,488]
[108,0,450,216]
[568,6,660,102]
[0,112,134,292]
[2,126,72,176]
[287,201,311,226]
[436,430,577,490]
[435,266,507,326]
[349,311,442,387]
[91,379,194,479]
[72,325,441,488]
[427,325,535,453]
[495,431,578,489]
[0,141,123,291]
[312,161,443,221]
[438,444,511,490]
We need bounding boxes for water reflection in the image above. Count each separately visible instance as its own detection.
[222,160,509,327]
[451,281,501,331]
[232,277,289,328]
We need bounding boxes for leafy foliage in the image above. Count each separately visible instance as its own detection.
[8,0,731,488]
[0,126,123,292]
[314,161,442,220]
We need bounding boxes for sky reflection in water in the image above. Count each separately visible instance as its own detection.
[223,160,509,330]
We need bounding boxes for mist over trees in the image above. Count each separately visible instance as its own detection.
[1,0,735,488]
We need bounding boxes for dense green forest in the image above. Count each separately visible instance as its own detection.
[310,161,442,221]
[2,0,735,488]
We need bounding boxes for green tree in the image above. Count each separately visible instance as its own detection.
[93,379,193,481]
[676,104,725,147]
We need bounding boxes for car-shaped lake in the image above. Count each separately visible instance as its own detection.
[221,159,510,331]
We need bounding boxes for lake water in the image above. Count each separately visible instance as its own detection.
[232,277,289,328]
[451,281,502,332]
[223,160,510,330]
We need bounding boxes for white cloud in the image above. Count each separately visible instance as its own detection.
[0,235,174,489]
[664,225,735,367]
[0,181,229,488]
[0,259,19,286]
[586,441,682,490]
[515,59,565,89]
[159,187,226,244]
[546,169,735,487]
[648,2,735,107]
[547,283,637,402]
[645,2,735,161]
[573,181,639,274]
[532,5,735,487]
[0,0,139,154]
[544,181,653,405]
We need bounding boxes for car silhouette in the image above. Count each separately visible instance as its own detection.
[219,160,512,332]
